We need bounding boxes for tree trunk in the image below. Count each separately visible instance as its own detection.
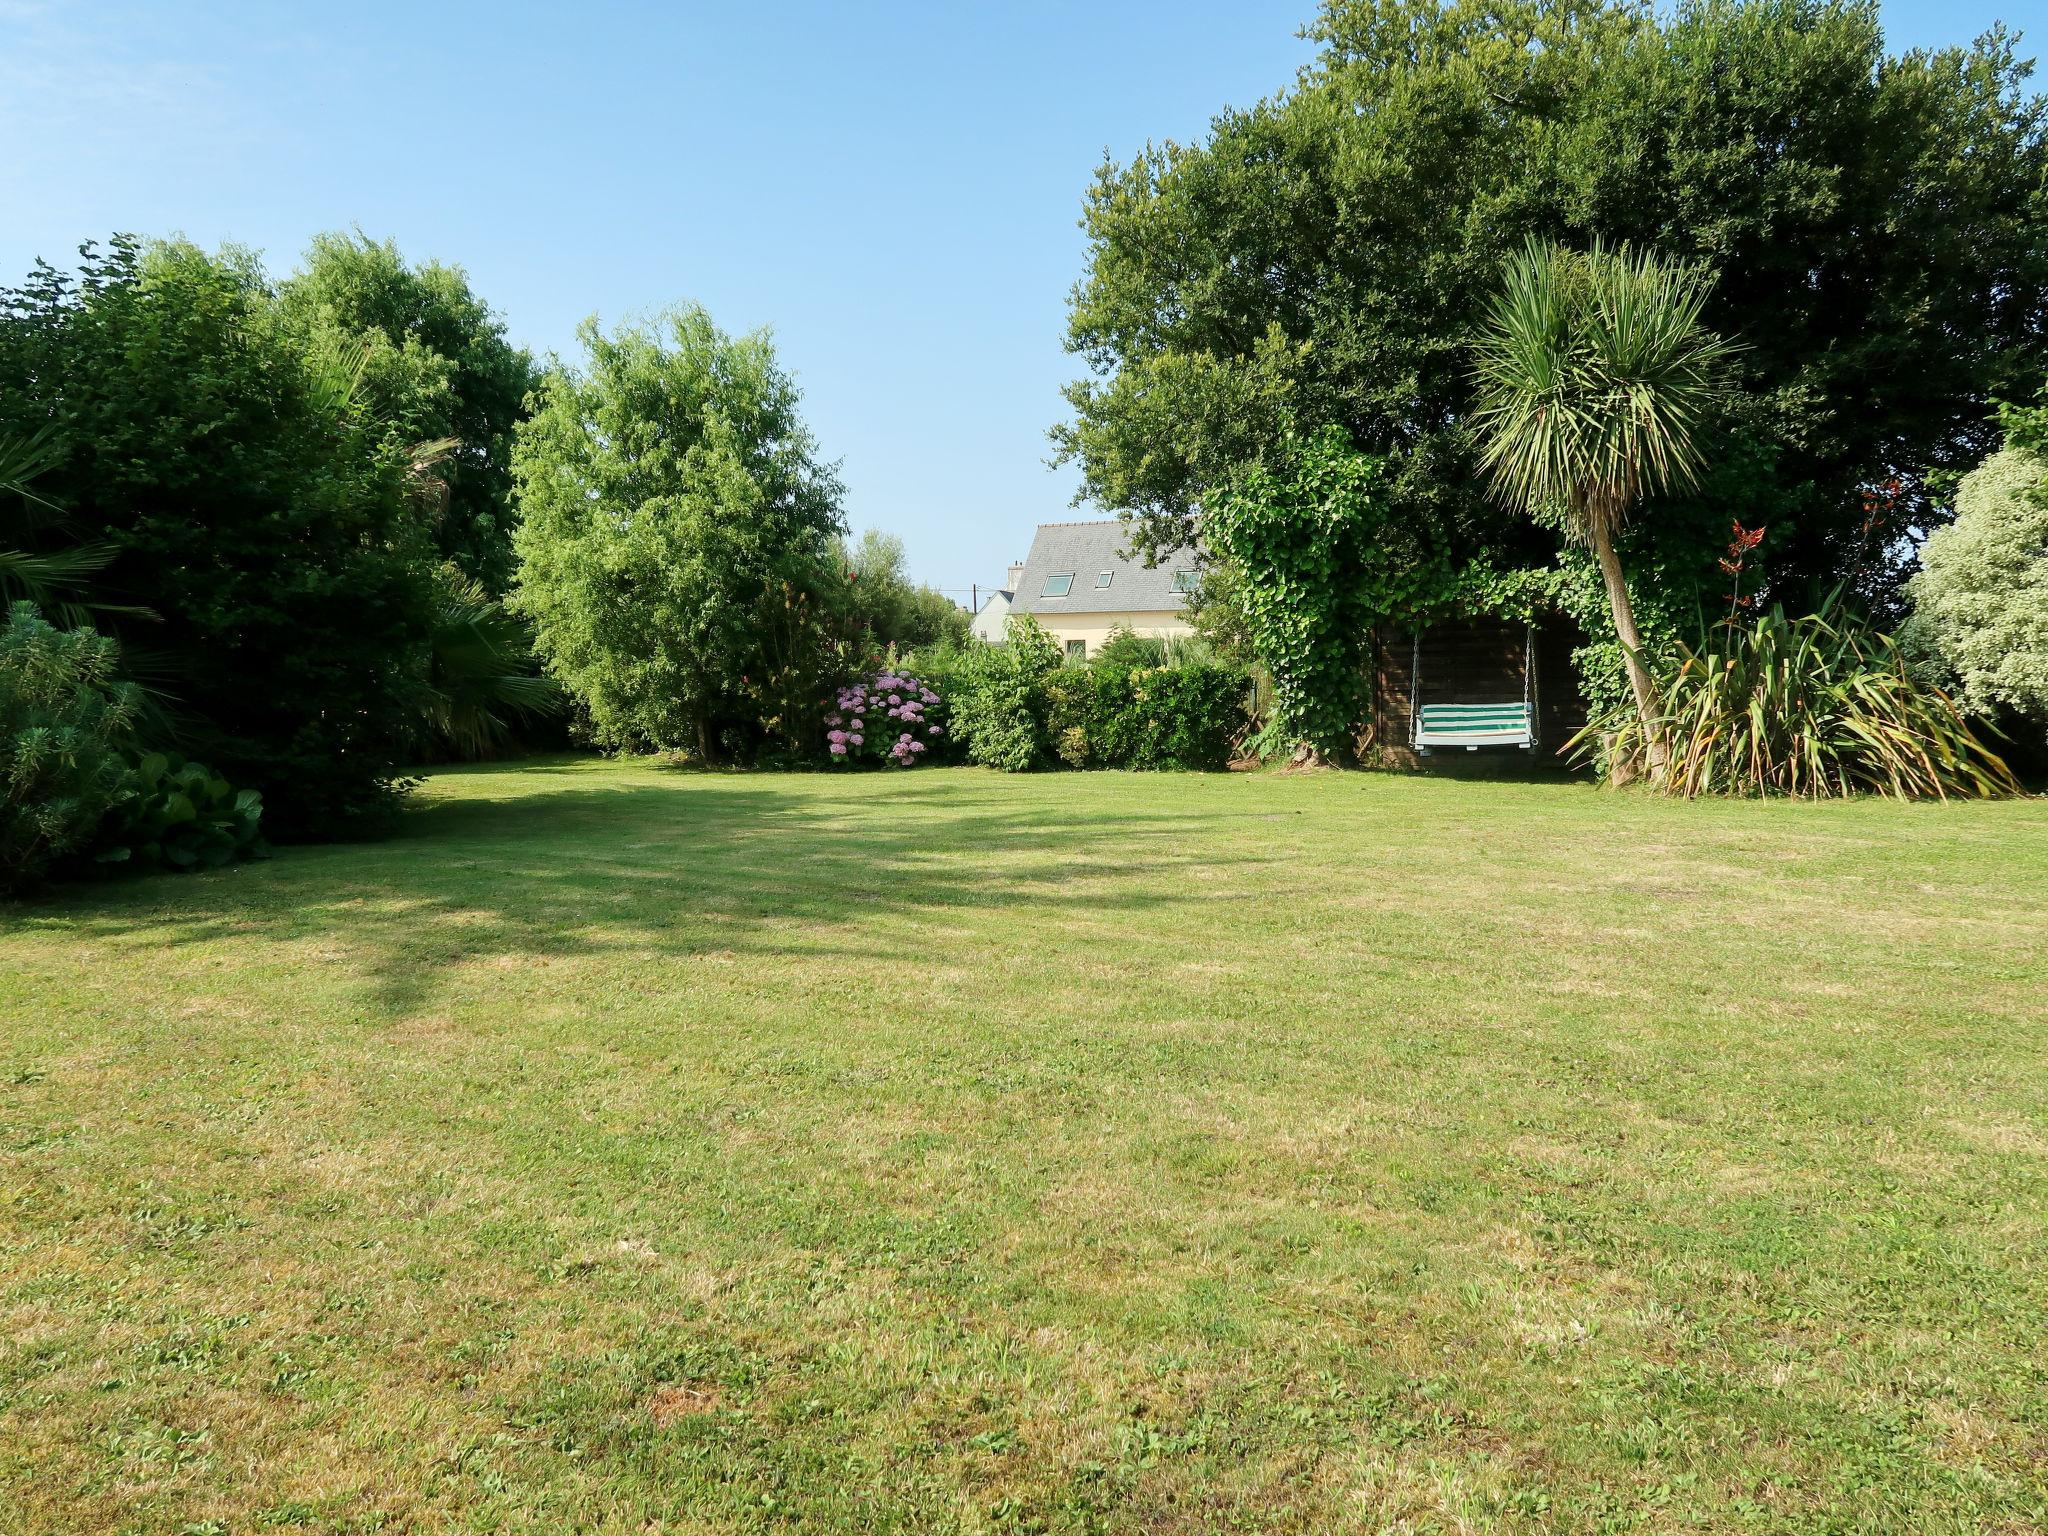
[1590,520,1668,782]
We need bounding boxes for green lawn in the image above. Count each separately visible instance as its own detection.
[4,759,2046,1534]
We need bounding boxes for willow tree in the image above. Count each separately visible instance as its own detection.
[1471,238,1736,778]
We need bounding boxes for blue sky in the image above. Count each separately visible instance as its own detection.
[0,1,2032,597]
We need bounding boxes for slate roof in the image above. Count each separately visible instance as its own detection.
[1010,520,1197,617]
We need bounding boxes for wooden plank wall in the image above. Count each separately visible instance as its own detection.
[1366,616,1587,769]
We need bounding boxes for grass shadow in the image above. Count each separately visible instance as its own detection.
[25,768,1261,1017]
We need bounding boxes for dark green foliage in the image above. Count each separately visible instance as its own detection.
[94,751,266,873]
[1060,0,2048,655]
[1043,660,1252,772]
[1580,598,2021,797]
[1206,427,1413,758]
[276,233,541,593]
[0,429,158,631]
[1,604,139,895]
[0,238,438,841]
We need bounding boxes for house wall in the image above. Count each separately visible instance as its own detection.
[970,592,1013,643]
[1030,608,1194,658]
[1369,616,1586,768]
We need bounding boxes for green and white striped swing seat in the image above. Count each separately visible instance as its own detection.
[1414,702,1535,750]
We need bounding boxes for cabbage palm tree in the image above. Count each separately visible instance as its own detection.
[1471,238,1737,779]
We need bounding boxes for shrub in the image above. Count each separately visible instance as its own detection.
[1116,662,1252,770]
[1093,624,1167,669]
[94,751,266,873]
[826,669,946,767]
[945,618,1064,772]
[1902,434,2048,754]
[1,604,139,894]
[1579,601,2020,799]
[1076,661,1250,771]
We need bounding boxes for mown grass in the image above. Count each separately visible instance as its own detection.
[3,757,2045,1534]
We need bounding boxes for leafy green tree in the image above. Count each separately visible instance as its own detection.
[1058,0,2048,644]
[275,233,540,591]
[1472,239,1738,776]
[0,238,438,840]
[840,529,970,652]
[1903,399,2048,754]
[510,306,845,760]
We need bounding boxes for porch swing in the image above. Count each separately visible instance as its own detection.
[1410,623,1538,753]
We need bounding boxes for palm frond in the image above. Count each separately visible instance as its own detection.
[420,565,563,759]
[0,430,161,629]
[1471,237,1738,541]
[0,427,70,521]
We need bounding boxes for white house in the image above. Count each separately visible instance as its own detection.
[969,562,1023,643]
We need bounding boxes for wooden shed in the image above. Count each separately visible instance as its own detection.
[1367,614,1587,769]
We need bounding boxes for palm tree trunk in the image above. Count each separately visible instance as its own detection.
[1590,521,1668,781]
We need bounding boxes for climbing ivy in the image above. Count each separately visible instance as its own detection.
[1208,427,1434,758]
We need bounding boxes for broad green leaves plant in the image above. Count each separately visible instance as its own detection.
[95,751,266,872]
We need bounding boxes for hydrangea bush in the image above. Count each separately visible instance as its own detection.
[826,670,945,766]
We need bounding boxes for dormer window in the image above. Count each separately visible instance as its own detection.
[1041,572,1074,597]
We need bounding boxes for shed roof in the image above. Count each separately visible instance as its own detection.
[1010,520,1196,617]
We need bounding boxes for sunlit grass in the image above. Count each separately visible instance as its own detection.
[4,757,2045,1533]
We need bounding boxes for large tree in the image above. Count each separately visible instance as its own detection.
[840,528,971,652]
[275,233,540,592]
[510,306,845,760]
[1057,0,2048,632]
[0,238,438,839]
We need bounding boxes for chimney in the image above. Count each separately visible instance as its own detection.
[1006,561,1025,592]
